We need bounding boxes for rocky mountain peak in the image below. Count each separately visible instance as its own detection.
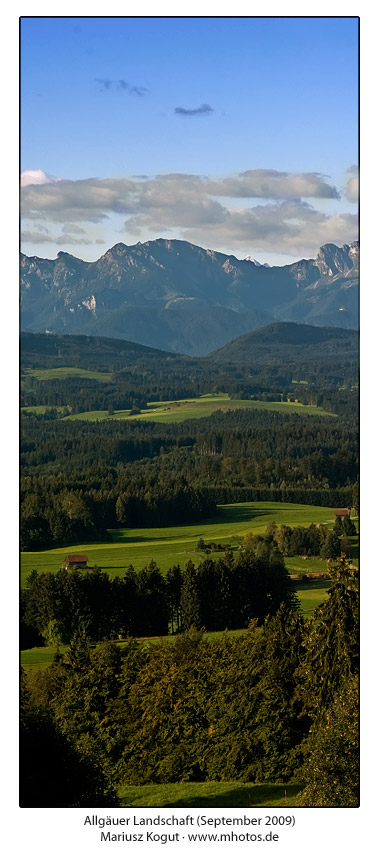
[244,256,270,267]
[20,238,359,355]
[315,242,357,277]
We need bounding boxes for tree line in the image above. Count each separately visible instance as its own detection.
[20,483,216,551]
[21,409,358,549]
[21,372,358,420]
[262,516,356,558]
[21,409,359,485]
[21,541,298,648]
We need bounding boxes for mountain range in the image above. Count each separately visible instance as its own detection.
[20,239,359,355]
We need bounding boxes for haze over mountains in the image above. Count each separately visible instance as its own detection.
[21,239,358,355]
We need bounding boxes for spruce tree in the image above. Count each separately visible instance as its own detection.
[180,561,201,631]
[295,557,359,720]
[299,675,359,807]
[166,565,183,633]
[342,514,357,536]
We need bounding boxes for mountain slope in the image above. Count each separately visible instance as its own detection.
[20,331,180,370]
[207,322,358,364]
[20,239,359,355]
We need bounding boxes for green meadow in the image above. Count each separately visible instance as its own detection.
[118,780,304,808]
[20,629,249,671]
[21,500,337,587]
[284,555,329,575]
[296,580,332,616]
[21,389,335,422]
[21,646,69,670]
[66,393,334,423]
[21,501,350,667]
[21,405,67,415]
[23,366,113,382]
[21,603,328,671]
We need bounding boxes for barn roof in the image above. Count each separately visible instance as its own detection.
[64,554,88,562]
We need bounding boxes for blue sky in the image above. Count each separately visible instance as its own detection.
[20,16,358,265]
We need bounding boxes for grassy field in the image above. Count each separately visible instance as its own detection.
[296,580,332,616]
[20,501,338,665]
[23,366,113,382]
[21,405,67,415]
[21,391,335,423]
[21,386,334,423]
[65,393,334,423]
[20,393,335,423]
[118,781,304,808]
[285,555,331,575]
[21,501,337,586]
[21,601,329,671]
[21,645,68,670]
[20,629,249,671]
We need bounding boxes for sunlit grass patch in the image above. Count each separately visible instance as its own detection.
[118,780,304,808]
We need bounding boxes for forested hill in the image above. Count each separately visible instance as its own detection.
[21,324,358,420]
[20,331,180,371]
[21,322,358,373]
[207,322,358,364]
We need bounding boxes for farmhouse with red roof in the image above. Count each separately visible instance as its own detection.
[334,508,351,517]
[62,554,89,570]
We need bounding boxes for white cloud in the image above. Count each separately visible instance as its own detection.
[21,177,138,222]
[21,229,97,246]
[169,203,358,258]
[62,223,87,234]
[344,166,359,202]
[21,169,54,187]
[20,168,358,259]
[206,169,340,199]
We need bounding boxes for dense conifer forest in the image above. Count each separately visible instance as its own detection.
[21,409,357,550]
[21,560,358,807]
